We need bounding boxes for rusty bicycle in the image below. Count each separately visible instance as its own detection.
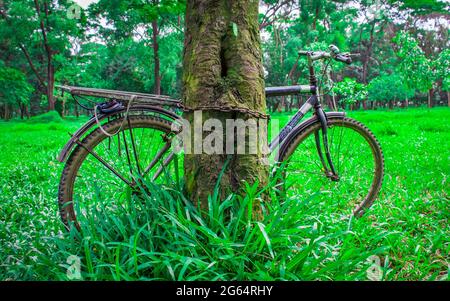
[57,45,384,230]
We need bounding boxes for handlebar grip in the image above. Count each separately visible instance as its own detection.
[335,53,352,65]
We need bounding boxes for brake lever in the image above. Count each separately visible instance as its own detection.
[336,53,352,65]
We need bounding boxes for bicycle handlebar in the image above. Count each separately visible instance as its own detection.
[298,45,352,65]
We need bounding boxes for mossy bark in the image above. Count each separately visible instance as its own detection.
[182,0,268,216]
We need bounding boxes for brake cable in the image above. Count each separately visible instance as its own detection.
[71,94,94,111]
[316,58,335,97]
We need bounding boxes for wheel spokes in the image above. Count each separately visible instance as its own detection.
[283,122,376,214]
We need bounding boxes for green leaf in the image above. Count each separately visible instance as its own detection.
[257,222,274,259]
[232,22,238,37]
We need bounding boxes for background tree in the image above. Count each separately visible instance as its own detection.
[368,73,415,108]
[0,0,449,118]
[90,0,184,95]
[394,31,435,108]
[436,49,450,107]
[0,64,33,119]
[0,0,83,111]
[333,77,368,109]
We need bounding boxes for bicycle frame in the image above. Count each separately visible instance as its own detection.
[58,52,346,183]
[267,52,345,178]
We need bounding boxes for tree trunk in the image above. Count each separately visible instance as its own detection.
[152,20,161,95]
[4,104,11,120]
[279,96,285,113]
[25,105,30,119]
[325,95,332,110]
[47,57,55,111]
[298,95,303,108]
[183,0,267,215]
[61,98,66,119]
[312,5,319,31]
[428,88,433,108]
[74,100,79,118]
[20,104,25,119]
[447,91,450,107]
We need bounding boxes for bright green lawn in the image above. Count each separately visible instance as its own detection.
[0,108,448,280]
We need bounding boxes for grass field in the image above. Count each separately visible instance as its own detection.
[0,108,448,280]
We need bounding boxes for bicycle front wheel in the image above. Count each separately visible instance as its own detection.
[278,117,384,217]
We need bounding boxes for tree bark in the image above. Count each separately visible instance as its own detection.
[74,100,79,118]
[428,88,433,108]
[47,62,55,111]
[34,0,56,111]
[389,100,394,109]
[4,104,9,120]
[26,105,30,119]
[361,22,376,111]
[20,104,25,119]
[183,0,268,215]
[152,20,161,95]
[447,91,450,107]
[280,96,285,113]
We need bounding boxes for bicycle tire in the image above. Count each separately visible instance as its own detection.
[58,115,176,230]
[278,117,384,217]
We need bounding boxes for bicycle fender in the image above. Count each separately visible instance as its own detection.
[278,111,346,157]
[57,105,181,163]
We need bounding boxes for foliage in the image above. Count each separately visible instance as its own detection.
[0,0,85,104]
[0,0,449,283]
[0,108,449,280]
[0,0,449,115]
[27,110,63,123]
[90,0,185,95]
[391,0,448,16]
[0,65,33,107]
[368,73,415,103]
[436,49,450,92]
[393,31,434,93]
[333,77,368,105]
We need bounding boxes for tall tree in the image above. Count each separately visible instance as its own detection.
[394,31,435,107]
[436,49,450,107]
[91,0,184,95]
[0,0,82,111]
[183,0,268,214]
[0,64,33,119]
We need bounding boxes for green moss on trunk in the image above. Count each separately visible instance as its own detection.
[183,0,268,217]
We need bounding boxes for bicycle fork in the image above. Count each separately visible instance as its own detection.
[314,106,340,181]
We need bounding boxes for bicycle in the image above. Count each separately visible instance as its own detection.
[57,45,384,230]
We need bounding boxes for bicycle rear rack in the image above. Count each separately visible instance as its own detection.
[57,85,182,109]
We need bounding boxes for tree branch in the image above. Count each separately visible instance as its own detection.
[0,4,47,90]
[33,0,52,56]
[259,0,295,30]
[18,44,47,90]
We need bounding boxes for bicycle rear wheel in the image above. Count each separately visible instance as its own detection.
[58,115,182,230]
[278,117,384,217]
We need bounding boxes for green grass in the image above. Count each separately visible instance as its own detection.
[0,107,448,280]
